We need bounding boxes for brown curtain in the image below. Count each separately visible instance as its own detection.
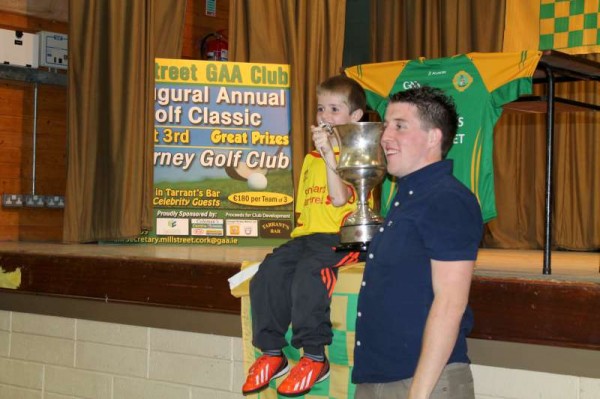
[229,0,347,189]
[64,0,186,243]
[370,0,506,62]
[490,73,600,251]
[370,0,599,251]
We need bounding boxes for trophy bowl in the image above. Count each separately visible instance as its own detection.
[330,122,386,251]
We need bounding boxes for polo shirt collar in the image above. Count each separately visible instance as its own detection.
[396,159,454,198]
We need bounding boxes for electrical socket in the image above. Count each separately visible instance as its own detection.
[2,194,24,207]
[24,194,45,207]
[45,195,65,208]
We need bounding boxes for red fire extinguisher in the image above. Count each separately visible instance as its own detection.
[199,30,228,61]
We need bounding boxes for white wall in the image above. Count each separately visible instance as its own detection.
[472,364,600,399]
[0,310,244,399]
[0,310,598,399]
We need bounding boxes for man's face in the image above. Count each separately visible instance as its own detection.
[381,102,435,178]
[316,92,356,126]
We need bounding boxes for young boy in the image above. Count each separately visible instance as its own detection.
[242,75,366,397]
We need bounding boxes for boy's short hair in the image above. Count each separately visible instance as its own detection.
[317,75,367,114]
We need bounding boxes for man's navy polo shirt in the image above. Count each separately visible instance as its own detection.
[352,160,483,384]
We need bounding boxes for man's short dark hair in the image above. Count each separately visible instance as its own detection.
[389,86,458,158]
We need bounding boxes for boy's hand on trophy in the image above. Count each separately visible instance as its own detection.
[311,124,333,156]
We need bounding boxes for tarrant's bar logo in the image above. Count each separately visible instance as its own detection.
[260,220,292,238]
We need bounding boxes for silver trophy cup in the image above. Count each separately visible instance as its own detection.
[327,122,386,250]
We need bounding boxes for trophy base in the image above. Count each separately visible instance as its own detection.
[335,241,369,252]
[336,223,381,252]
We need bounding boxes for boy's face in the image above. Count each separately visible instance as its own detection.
[316,92,360,126]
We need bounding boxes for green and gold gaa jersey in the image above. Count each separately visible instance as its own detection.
[346,51,542,222]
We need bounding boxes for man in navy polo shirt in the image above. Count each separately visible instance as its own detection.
[353,86,483,399]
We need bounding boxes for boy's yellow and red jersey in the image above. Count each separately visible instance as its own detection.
[291,150,359,238]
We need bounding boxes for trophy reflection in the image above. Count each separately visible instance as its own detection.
[327,122,386,251]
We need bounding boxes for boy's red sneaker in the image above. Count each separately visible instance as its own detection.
[242,354,289,395]
[276,356,330,397]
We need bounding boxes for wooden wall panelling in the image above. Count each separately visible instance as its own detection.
[32,84,67,193]
[0,250,598,350]
[181,0,230,59]
[0,10,68,242]
[0,251,242,313]
[0,68,33,211]
[470,277,600,350]
[0,9,67,33]
[0,80,66,241]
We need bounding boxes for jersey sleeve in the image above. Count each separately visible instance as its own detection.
[469,51,542,106]
[345,61,410,118]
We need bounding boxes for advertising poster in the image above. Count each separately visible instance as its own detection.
[129,59,294,246]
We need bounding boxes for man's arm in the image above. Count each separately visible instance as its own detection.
[408,259,474,399]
